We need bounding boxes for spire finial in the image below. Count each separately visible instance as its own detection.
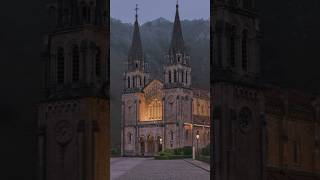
[135,4,139,20]
[176,0,179,8]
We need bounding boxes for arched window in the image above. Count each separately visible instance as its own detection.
[57,47,65,84]
[168,70,172,83]
[182,71,184,83]
[242,30,248,72]
[127,77,130,88]
[72,45,80,82]
[96,48,101,77]
[139,76,142,86]
[230,26,236,67]
[174,70,177,83]
[186,71,188,84]
[170,131,174,141]
[243,0,252,9]
[133,76,135,88]
[128,133,132,144]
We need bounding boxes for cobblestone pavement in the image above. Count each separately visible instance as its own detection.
[111,157,210,180]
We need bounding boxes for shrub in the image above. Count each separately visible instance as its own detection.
[197,155,210,164]
[201,144,210,156]
[182,146,192,155]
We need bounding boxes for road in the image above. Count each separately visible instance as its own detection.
[110,157,210,180]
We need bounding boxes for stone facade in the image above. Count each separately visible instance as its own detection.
[211,0,320,179]
[121,3,210,157]
[37,0,109,180]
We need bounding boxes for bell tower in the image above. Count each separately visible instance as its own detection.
[124,4,149,93]
[121,5,149,156]
[211,0,266,180]
[162,2,193,150]
[163,2,191,89]
[37,0,109,180]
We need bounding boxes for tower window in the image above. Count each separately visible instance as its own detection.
[72,45,80,82]
[127,77,130,88]
[96,48,101,77]
[186,71,188,84]
[57,47,64,84]
[230,26,236,67]
[133,76,135,88]
[170,131,174,141]
[217,36,222,67]
[128,133,132,144]
[243,0,252,9]
[242,30,248,72]
[182,71,184,83]
[174,70,177,83]
[168,70,172,83]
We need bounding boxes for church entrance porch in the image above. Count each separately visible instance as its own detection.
[138,135,163,156]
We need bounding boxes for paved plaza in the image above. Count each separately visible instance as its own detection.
[110,157,210,180]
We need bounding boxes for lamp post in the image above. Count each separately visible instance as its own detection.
[159,137,163,152]
[196,134,200,158]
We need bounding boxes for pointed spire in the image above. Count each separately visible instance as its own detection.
[128,4,143,69]
[169,0,185,55]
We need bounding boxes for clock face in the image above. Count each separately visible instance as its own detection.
[55,120,74,145]
[127,100,133,107]
[167,95,175,104]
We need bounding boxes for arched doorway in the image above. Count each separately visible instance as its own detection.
[147,135,154,156]
[157,136,162,153]
[139,137,145,156]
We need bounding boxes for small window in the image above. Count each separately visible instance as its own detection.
[72,45,80,82]
[127,77,130,88]
[182,71,184,83]
[57,47,64,84]
[128,133,132,144]
[242,30,248,72]
[174,70,177,83]
[230,26,236,67]
[133,76,135,88]
[168,70,172,83]
[170,131,174,141]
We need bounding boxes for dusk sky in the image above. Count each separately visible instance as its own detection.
[111,0,210,24]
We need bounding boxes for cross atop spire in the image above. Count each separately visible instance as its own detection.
[128,4,144,71]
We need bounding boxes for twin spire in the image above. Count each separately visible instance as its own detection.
[128,4,143,70]
[128,1,186,70]
[170,0,185,55]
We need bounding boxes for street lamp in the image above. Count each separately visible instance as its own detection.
[159,137,163,152]
[196,134,200,157]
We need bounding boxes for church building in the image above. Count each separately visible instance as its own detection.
[121,3,210,156]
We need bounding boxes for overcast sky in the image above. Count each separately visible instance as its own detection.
[111,0,210,24]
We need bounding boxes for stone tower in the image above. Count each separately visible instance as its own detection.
[211,0,265,180]
[37,0,109,179]
[163,2,193,149]
[121,6,149,156]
